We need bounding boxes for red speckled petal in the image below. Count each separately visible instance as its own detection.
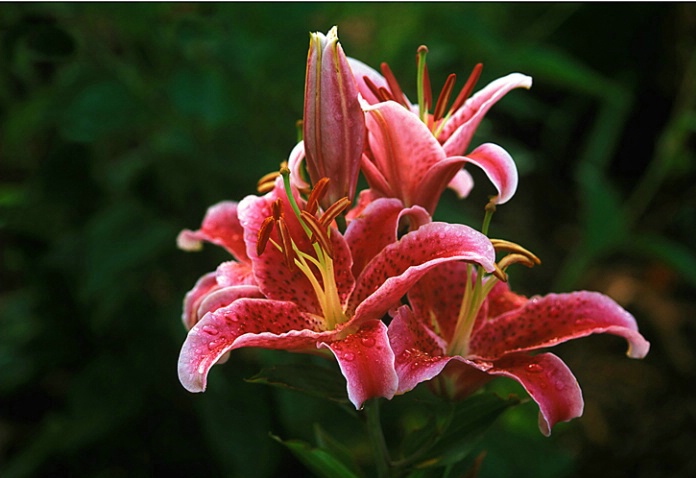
[177,201,249,262]
[320,319,398,408]
[182,272,220,330]
[196,285,264,321]
[476,352,584,436]
[484,280,528,320]
[441,73,532,156]
[470,291,650,360]
[388,306,452,394]
[345,197,431,279]
[407,261,472,344]
[457,143,518,204]
[178,298,326,393]
[349,222,496,321]
[365,101,448,208]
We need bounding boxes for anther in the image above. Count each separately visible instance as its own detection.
[300,210,334,258]
[433,73,457,122]
[319,197,352,229]
[380,62,408,107]
[498,253,538,270]
[449,63,483,115]
[257,171,281,193]
[490,239,541,265]
[492,263,508,282]
[277,219,296,269]
[256,216,276,256]
[306,177,330,216]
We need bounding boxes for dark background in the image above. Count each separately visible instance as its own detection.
[1,3,695,477]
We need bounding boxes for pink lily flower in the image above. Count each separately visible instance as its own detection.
[177,176,497,408]
[177,201,259,329]
[349,55,530,210]
[388,261,650,435]
[303,27,365,207]
[362,99,518,214]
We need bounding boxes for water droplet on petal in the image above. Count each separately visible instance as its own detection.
[202,325,219,336]
[574,318,591,327]
[361,337,376,348]
[554,381,565,391]
[343,352,355,362]
[207,341,219,351]
[527,363,543,373]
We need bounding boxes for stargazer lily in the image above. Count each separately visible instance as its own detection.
[362,100,518,214]
[177,171,497,408]
[387,259,650,435]
[350,51,530,211]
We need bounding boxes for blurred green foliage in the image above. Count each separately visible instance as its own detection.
[1,3,695,477]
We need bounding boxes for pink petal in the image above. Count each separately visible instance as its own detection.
[441,73,532,156]
[477,352,584,436]
[345,197,431,279]
[182,272,220,329]
[349,222,496,321]
[348,57,391,105]
[412,156,468,214]
[304,28,365,205]
[196,285,264,320]
[320,319,398,408]
[177,201,249,262]
[365,101,450,208]
[360,153,394,199]
[470,291,651,360]
[458,143,518,204]
[388,305,452,394]
[447,169,475,199]
[345,189,378,222]
[215,260,255,287]
[178,298,326,393]
[287,140,310,191]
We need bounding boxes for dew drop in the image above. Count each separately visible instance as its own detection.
[574,318,591,327]
[343,352,355,362]
[554,381,565,391]
[207,341,219,351]
[361,337,376,348]
[527,363,543,373]
[202,325,219,336]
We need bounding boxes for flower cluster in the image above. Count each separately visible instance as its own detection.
[176,27,649,435]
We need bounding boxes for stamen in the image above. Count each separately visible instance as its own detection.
[306,177,330,216]
[380,62,408,107]
[271,198,283,220]
[256,216,276,256]
[257,171,281,194]
[492,263,508,282]
[319,197,352,229]
[363,76,394,103]
[498,253,538,270]
[490,239,541,265]
[423,62,432,113]
[300,210,334,258]
[449,62,483,115]
[276,219,296,269]
[433,73,457,122]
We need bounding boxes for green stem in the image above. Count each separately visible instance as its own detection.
[365,399,391,478]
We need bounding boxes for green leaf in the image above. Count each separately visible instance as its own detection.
[272,435,361,478]
[246,363,350,403]
[576,162,627,255]
[417,393,520,468]
[314,424,365,478]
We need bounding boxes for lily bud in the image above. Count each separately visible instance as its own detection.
[303,26,365,208]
